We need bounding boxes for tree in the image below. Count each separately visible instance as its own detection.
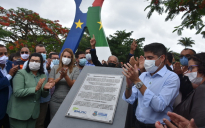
[0,7,69,53]
[172,52,180,62]
[177,37,195,48]
[0,28,12,38]
[107,30,144,63]
[166,47,173,53]
[77,28,91,52]
[145,0,205,38]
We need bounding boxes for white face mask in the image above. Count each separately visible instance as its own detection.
[144,56,162,73]
[29,62,40,71]
[185,72,203,85]
[21,54,29,60]
[86,54,92,61]
[0,55,8,64]
[62,57,71,65]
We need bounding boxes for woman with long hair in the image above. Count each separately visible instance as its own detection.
[49,48,80,120]
[7,53,54,128]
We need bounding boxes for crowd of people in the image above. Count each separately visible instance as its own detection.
[0,35,205,128]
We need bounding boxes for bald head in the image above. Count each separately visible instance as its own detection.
[21,47,30,52]
[107,55,119,67]
[20,47,30,56]
[181,49,195,56]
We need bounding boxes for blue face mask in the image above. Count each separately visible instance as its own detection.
[180,56,188,66]
[52,59,59,65]
[41,53,47,61]
[79,58,87,66]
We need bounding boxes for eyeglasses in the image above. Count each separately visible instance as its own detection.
[0,52,7,56]
[179,54,191,58]
[30,59,41,63]
[188,65,198,72]
[21,51,28,54]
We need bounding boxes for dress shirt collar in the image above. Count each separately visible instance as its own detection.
[146,65,167,77]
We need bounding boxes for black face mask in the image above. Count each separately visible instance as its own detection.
[102,63,108,67]
[108,63,116,67]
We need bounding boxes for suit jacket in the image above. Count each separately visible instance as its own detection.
[7,69,49,120]
[0,60,13,120]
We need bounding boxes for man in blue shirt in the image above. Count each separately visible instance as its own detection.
[75,51,86,72]
[122,43,180,128]
[85,48,95,66]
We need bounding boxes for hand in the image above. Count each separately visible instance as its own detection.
[102,60,106,64]
[36,78,46,91]
[44,81,55,90]
[9,64,19,76]
[130,39,138,52]
[155,121,167,128]
[166,112,198,128]
[173,62,183,75]
[129,56,139,68]
[139,56,145,71]
[59,68,68,79]
[126,77,133,87]
[46,58,51,69]
[122,63,140,84]
[90,34,96,49]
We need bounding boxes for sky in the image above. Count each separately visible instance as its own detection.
[1,0,204,54]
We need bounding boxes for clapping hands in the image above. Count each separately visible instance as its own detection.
[59,68,68,79]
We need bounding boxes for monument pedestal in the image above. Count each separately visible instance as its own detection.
[48,66,128,128]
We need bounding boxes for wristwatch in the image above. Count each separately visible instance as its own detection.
[135,82,143,89]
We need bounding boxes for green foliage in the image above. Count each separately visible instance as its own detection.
[172,52,180,62]
[77,28,91,52]
[177,37,195,48]
[107,30,144,63]
[78,30,145,63]
[0,6,69,53]
[166,47,173,53]
[145,0,205,38]
[0,28,12,38]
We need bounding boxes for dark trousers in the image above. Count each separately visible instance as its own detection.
[135,119,155,128]
[0,114,10,128]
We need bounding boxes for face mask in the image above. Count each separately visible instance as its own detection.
[86,54,92,61]
[180,56,188,66]
[41,53,46,61]
[52,59,59,65]
[29,62,40,71]
[62,57,71,65]
[0,55,8,64]
[79,58,87,66]
[21,54,29,60]
[185,72,203,85]
[102,63,108,67]
[108,63,116,67]
[144,56,162,73]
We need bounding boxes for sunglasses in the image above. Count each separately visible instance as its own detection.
[179,54,191,58]
[21,51,28,54]
[0,52,7,56]
[188,65,198,72]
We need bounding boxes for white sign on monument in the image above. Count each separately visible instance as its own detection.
[66,73,123,124]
